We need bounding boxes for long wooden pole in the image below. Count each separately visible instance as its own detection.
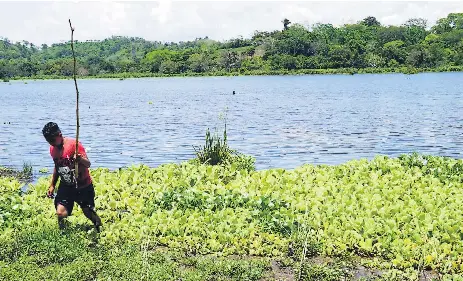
[69,19,80,187]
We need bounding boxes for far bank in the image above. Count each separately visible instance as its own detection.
[3,66,463,82]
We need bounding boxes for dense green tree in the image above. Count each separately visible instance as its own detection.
[240,56,268,71]
[219,50,241,71]
[361,16,381,27]
[433,13,463,34]
[403,18,428,29]
[269,54,297,70]
[383,40,407,64]
[275,24,314,56]
[141,49,175,72]
[188,53,209,73]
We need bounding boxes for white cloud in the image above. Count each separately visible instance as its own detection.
[151,0,172,24]
[0,1,462,45]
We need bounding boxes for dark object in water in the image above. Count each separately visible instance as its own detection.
[233,90,236,95]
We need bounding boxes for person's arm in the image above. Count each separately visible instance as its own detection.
[48,167,58,197]
[76,154,91,168]
[75,142,91,168]
[51,166,58,186]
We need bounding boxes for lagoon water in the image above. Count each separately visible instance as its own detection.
[1,73,463,177]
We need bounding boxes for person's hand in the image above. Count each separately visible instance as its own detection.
[47,185,55,198]
[73,153,91,168]
[74,153,81,163]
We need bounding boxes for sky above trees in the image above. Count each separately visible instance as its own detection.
[1,1,462,45]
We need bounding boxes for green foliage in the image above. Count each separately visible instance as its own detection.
[2,154,463,278]
[295,261,349,281]
[39,168,48,173]
[0,163,32,182]
[290,226,323,260]
[0,177,25,227]
[362,16,381,27]
[22,162,32,177]
[194,127,233,166]
[230,153,256,173]
[0,235,270,281]
[0,227,91,265]
[1,13,463,79]
[193,125,256,172]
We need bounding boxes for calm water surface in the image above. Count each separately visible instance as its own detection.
[1,73,462,178]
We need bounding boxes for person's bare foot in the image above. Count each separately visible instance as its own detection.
[94,222,102,233]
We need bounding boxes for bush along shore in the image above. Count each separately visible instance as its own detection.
[1,130,463,280]
[2,65,463,82]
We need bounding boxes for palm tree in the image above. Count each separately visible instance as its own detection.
[282,18,291,30]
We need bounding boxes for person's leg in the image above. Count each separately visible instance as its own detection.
[56,204,68,229]
[77,184,102,231]
[82,207,102,231]
[54,186,74,230]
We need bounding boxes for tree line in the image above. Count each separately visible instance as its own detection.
[1,13,462,79]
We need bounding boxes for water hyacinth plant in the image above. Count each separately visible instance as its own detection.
[2,153,463,280]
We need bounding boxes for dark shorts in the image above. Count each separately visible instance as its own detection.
[54,183,95,216]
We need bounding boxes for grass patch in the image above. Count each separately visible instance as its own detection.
[0,229,270,281]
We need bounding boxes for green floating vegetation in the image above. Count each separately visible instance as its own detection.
[39,168,49,174]
[2,153,463,280]
[0,163,32,182]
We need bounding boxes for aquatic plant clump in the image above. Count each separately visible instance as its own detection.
[193,126,256,172]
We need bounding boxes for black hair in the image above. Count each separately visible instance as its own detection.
[42,122,61,139]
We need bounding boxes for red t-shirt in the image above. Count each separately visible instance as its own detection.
[50,137,92,188]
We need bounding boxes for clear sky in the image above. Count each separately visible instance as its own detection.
[1,0,462,45]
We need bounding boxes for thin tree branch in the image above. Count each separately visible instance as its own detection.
[69,19,80,187]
